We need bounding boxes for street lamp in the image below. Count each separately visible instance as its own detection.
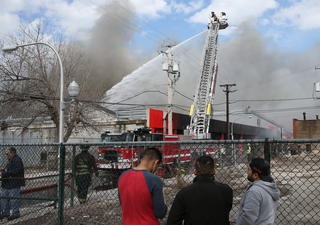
[67,80,80,133]
[67,81,80,100]
[2,42,65,143]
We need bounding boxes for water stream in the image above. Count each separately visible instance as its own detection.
[103,25,320,133]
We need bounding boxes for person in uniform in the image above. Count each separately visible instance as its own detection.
[74,144,98,204]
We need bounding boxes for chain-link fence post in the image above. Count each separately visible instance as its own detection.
[232,143,236,166]
[178,148,181,169]
[58,144,66,224]
[70,145,76,207]
[264,138,271,163]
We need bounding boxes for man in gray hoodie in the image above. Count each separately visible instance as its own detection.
[236,158,280,225]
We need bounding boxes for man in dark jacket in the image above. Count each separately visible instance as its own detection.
[0,147,25,221]
[75,144,98,204]
[167,155,233,225]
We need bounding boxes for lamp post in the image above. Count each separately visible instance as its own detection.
[67,80,80,134]
[3,44,81,224]
[3,42,65,143]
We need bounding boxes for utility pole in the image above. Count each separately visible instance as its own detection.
[162,46,180,135]
[313,67,320,99]
[220,83,236,139]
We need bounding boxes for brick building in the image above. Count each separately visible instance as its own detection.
[293,113,320,139]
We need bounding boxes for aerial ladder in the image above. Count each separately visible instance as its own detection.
[188,12,228,139]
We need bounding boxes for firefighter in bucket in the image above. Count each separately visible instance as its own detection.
[75,144,99,204]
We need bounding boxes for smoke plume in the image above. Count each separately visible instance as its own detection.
[105,20,320,132]
[87,0,142,97]
[216,21,320,130]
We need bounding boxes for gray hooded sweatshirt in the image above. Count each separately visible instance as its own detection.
[236,180,280,225]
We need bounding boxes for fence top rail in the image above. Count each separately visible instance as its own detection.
[64,139,265,146]
[1,138,320,147]
[267,138,320,143]
[0,143,62,147]
[63,138,320,145]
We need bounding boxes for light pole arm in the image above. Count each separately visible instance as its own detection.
[35,43,64,143]
[3,42,64,143]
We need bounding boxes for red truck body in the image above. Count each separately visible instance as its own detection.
[95,128,218,189]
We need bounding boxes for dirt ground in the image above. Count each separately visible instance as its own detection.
[7,200,121,225]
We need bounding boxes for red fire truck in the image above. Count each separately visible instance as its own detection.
[96,127,219,189]
[96,127,195,188]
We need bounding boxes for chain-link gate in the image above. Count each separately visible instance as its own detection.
[0,139,320,224]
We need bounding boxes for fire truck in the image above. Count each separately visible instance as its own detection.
[96,11,228,189]
[96,127,193,188]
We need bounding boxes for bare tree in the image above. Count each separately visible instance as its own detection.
[0,22,110,142]
[0,0,146,142]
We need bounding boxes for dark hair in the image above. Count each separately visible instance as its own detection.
[250,158,273,182]
[80,144,90,151]
[7,146,17,155]
[139,147,162,163]
[195,155,215,175]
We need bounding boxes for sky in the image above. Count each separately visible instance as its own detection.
[1,0,320,53]
[1,0,320,134]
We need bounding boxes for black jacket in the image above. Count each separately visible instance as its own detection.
[167,174,233,225]
[75,151,98,175]
[1,155,25,189]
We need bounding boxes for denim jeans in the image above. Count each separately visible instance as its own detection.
[1,188,21,216]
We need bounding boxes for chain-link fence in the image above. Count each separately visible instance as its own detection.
[0,139,320,224]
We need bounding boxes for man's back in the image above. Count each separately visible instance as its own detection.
[167,174,233,225]
[118,169,167,225]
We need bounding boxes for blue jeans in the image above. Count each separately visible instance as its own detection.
[1,188,21,216]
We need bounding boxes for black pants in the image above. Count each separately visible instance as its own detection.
[76,174,92,204]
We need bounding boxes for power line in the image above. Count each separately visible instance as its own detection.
[211,96,315,106]
[230,97,314,103]
[108,90,167,105]
[2,88,320,115]
[175,89,193,101]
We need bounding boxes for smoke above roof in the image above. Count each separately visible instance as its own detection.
[103,20,320,132]
[88,0,143,93]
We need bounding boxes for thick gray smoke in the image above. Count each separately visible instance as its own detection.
[216,22,320,131]
[219,22,306,103]
[88,0,142,96]
[104,21,320,132]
